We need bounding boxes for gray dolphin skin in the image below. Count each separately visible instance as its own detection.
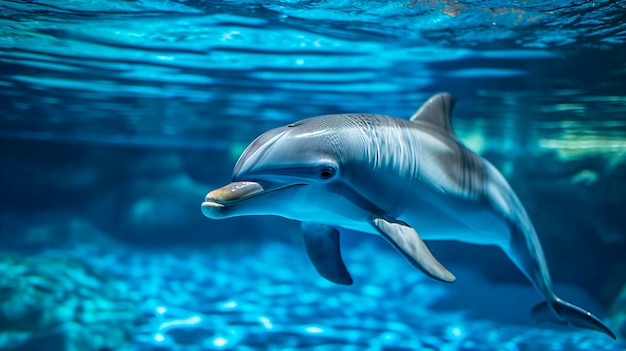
[201,93,616,339]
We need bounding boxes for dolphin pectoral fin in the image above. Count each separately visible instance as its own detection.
[532,299,616,339]
[371,217,456,283]
[301,222,353,285]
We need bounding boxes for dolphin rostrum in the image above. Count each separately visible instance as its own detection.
[201,93,615,339]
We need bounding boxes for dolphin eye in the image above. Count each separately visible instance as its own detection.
[319,166,336,180]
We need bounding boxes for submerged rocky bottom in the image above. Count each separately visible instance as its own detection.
[1,234,624,351]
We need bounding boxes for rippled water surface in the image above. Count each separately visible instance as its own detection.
[1,0,625,154]
[1,1,626,350]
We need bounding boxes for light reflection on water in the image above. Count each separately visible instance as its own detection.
[1,3,625,350]
[0,1,625,162]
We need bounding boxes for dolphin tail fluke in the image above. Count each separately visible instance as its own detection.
[531,298,616,339]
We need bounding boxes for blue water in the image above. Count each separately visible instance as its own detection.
[1,0,626,350]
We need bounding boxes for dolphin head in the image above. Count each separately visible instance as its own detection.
[202,118,349,222]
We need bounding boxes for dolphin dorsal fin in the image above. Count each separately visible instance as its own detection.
[409,92,457,134]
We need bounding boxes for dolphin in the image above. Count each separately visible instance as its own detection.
[201,93,615,339]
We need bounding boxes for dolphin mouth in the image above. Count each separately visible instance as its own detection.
[201,181,304,217]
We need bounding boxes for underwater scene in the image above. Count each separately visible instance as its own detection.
[1,0,626,350]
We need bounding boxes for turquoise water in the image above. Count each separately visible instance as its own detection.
[1,1,626,350]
